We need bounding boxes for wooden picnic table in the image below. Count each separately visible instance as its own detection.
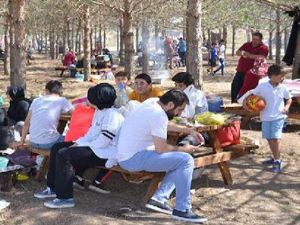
[28,113,258,201]
[221,97,300,128]
[55,66,111,77]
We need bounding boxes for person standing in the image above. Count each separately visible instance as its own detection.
[231,32,268,102]
[212,39,226,76]
[178,38,187,67]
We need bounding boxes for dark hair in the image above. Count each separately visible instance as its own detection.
[114,71,130,80]
[220,39,225,43]
[135,73,152,84]
[267,64,282,77]
[45,80,63,95]
[6,86,25,100]
[159,89,189,108]
[87,83,116,110]
[252,31,263,40]
[172,72,194,86]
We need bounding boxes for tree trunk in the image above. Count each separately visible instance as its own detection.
[142,20,150,74]
[90,27,93,53]
[67,19,71,49]
[123,8,135,75]
[94,25,98,49]
[292,29,300,79]
[4,15,9,75]
[222,25,227,42]
[231,25,236,56]
[8,0,26,88]
[119,19,125,65]
[99,24,102,51]
[154,22,159,50]
[49,25,55,59]
[207,29,211,45]
[83,4,91,81]
[246,28,251,42]
[275,9,281,65]
[75,18,81,53]
[117,27,120,52]
[103,27,106,48]
[268,28,273,60]
[71,21,75,51]
[283,27,288,54]
[44,31,48,54]
[135,26,139,52]
[186,0,203,89]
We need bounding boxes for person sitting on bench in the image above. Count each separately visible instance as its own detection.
[129,73,163,103]
[113,90,207,223]
[34,83,124,209]
[19,80,74,150]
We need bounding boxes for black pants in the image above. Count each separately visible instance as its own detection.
[231,72,245,103]
[178,51,186,66]
[47,142,106,199]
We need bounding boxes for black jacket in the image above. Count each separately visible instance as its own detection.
[7,98,31,123]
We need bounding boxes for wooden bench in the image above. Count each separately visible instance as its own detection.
[54,66,68,77]
[24,139,258,202]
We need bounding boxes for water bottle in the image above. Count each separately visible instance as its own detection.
[115,83,128,108]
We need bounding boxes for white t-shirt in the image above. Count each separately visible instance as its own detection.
[116,98,168,162]
[218,44,225,59]
[76,108,124,159]
[251,81,291,121]
[182,85,208,118]
[29,95,74,144]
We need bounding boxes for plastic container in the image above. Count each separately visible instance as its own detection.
[75,73,85,82]
[207,96,223,113]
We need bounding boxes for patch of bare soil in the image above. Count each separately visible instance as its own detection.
[0,55,299,225]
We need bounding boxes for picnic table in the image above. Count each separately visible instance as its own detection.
[27,114,259,202]
[54,66,112,77]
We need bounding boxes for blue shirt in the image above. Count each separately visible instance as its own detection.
[211,47,217,60]
[178,40,187,53]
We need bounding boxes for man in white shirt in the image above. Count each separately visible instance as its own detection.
[116,90,207,223]
[212,39,226,76]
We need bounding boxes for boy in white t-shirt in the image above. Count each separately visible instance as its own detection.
[238,65,292,172]
[19,80,74,150]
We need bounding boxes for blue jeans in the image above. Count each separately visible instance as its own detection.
[119,150,194,211]
[214,58,225,75]
[30,135,65,150]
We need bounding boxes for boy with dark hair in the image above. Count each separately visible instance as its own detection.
[114,89,207,223]
[129,73,163,102]
[34,83,124,208]
[238,65,292,173]
[19,80,73,150]
[208,43,217,75]
[172,72,208,118]
[212,39,226,76]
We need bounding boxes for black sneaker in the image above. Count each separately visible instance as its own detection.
[88,181,111,194]
[73,175,86,190]
[145,198,173,215]
[172,209,207,223]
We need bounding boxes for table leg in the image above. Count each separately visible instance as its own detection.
[208,130,233,185]
[143,173,164,203]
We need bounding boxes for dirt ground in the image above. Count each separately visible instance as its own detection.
[0,55,299,225]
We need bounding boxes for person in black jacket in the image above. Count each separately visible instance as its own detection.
[6,86,31,138]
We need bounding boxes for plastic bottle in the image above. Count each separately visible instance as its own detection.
[115,83,128,108]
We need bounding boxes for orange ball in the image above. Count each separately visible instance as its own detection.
[245,95,266,112]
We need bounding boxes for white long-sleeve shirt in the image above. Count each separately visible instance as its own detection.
[76,108,124,159]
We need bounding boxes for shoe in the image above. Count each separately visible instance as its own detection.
[262,158,274,165]
[209,72,215,77]
[73,175,85,190]
[145,198,173,215]
[272,161,281,173]
[34,187,56,199]
[88,181,111,194]
[44,198,75,209]
[172,209,208,223]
